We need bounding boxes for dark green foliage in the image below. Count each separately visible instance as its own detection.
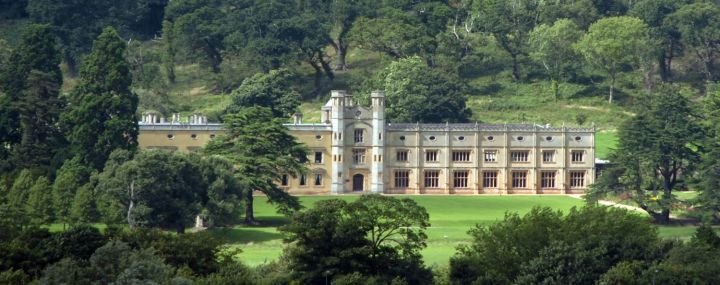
[96,151,205,233]
[449,206,659,285]
[198,156,244,227]
[0,24,63,175]
[49,225,107,261]
[69,184,99,224]
[226,69,301,118]
[360,56,471,123]
[281,195,432,285]
[205,106,307,224]
[7,169,35,208]
[62,27,138,171]
[587,86,702,223]
[25,177,53,224]
[666,2,720,85]
[0,268,31,285]
[52,157,92,226]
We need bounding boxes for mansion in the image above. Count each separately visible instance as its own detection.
[138,90,595,195]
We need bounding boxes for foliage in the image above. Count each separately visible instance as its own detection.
[587,86,703,223]
[575,16,651,103]
[96,150,205,233]
[449,206,659,285]
[360,56,471,123]
[69,183,99,224]
[0,24,63,175]
[529,19,583,100]
[205,106,307,224]
[62,27,138,171]
[666,2,720,85]
[281,195,432,285]
[52,157,92,226]
[25,177,53,224]
[226,69,301,118]
[7,169,35,208]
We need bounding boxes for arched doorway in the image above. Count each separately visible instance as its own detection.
[353,174,364,192]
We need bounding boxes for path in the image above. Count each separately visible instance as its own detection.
[568,194,678,218]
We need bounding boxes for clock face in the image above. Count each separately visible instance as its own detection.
[355,111,362,117]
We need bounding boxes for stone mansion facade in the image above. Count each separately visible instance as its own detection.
[138,90,595,195]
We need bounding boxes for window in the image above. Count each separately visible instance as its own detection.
[299,174,307,186]
[484,150,497,162]
[454,171,469,188]
[545,136,553,141]
[209,134,216,139]
[315,134,322,140]
[483,171,498,188]
[541,171,556,188]
[425,150,438,162]
[395,170,410,188]
[314,174,323,186]
[167,134,174,140]
[571,151,584,162]
[452,150,471,162]
[511,151,529,162]
[396,150,409,162]
[429,135,436,141]
[512,171,527,188]
[570,171,585,188]
[314,151,323,163]
[574,136,582,142]
[517,136,524,141]
[487,136,494,141]
[399,135,406,141]
[354,129,364,143]
[191,134,198,140]
[458,136,465,141]
[424,170,440,188]
[543,151,555,162]
[280,175,288,186]
[352,149,366,164]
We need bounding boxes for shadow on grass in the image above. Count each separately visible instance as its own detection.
[208,227,283,244]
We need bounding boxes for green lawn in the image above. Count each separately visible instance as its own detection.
[212,195,585,266]
[595,130,618,160]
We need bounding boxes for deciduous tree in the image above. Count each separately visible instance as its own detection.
[667,2,720,90]
[529,19,583,100]
[575,16,651,103]
[226,69,301,118]
[25,176,54,224]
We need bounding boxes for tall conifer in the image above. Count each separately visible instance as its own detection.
[62,27,138,170]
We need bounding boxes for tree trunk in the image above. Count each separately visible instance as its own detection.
[244,190,257,225]
[335,41,348,71]
[551,79,559,101]
[651,209,671,224]
[310,61,323,98]
[64,54,78,77]
[608,75,615,104]
[127,181,135,229]
[511,54,521,81]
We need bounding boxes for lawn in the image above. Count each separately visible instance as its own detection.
[211,195,585,266]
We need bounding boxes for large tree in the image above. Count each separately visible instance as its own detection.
[360,56,472,123]
[586,86,703,224]
[529,19,583,100]
[471,0,544,81]
[281,195,432,284]
[575,16,651,103]
[666,2,720,89]
[629,0,683,82]
[62,27,138,171]
[226,69,301,118]
[204,106,307,225]
[0,24,63,174]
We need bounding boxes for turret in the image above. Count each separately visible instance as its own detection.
[370,91,386,193]
[330,90,347,194]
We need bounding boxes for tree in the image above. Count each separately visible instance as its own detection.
[360,56,471,123]
[629,0,683,82]
[53,157,92,227]
[449,206,659,285]
[198,156,244,227]
[0,24,63,174]
[96,150,205,233]
[328,0,374,70]
[25,176,54,224]
[471,0,544,81]
[226,69,301,118]
[587,86,703,224]
[165,1,225,73]
[529,19,583,100]
[62,27,138,170]
[696,91,720,222]
[205,106,307,225]
[575,16,651,103]
[7,169,36,208]
[281,195,432,284]
[70,184,99,224]
[667,2,720,90]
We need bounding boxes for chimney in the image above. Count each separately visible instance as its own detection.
[293,112,304,124]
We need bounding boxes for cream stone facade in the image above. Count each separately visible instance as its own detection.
[138,90,595,195]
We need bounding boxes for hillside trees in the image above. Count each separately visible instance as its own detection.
[226,69,301,118]
[360,56,471,123]
[587,86,702,223]
[629,0,683,82]
[0,24,64,175]
[666,2,720,89]
[205,107,308,224]
[575,16,651,103]
[53,157,92,227]
[62,27,138,171]
[529,19,583,100]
